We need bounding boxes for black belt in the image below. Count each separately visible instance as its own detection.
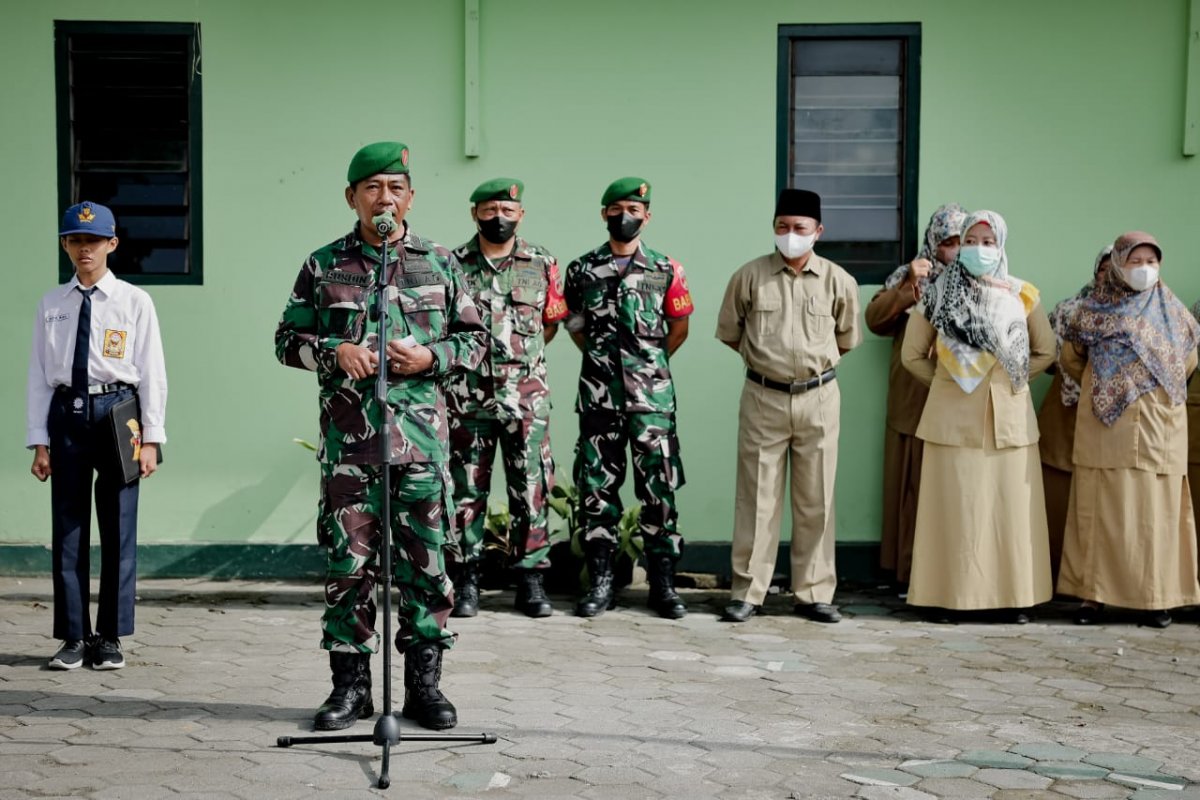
[57,382,135,396]
[746,368,836,394]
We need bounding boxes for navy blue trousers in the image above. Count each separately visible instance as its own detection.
[48,387,139,640]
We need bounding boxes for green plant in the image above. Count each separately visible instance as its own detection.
[481,501,514,560]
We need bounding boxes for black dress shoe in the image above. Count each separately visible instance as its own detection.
[918,607,958,624]
[793,602,842,623]
[1073,603,1104,625]
[720,601,758,622]
[1141,609,1172,629]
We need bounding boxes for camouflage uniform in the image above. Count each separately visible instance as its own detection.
[564,241,693,559]
[275,225,488,653]
[446,235,568,570]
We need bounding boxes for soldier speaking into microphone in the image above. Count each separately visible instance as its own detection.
[275,142,488,732]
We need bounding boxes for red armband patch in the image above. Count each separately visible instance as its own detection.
[543,258,569,323]
[664,259,694,318]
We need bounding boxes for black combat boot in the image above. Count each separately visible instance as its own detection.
[312,651,374,731]
[515,570,553,618]
[645,554,688,619]
[451,562,480,618]
[575,547,616,618]
[400,641,458,730]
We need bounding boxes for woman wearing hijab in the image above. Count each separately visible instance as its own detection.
[1058,232,1200,628]
[866,204,967,590]
[901,210,1054,623]
[1038,246,1112,584]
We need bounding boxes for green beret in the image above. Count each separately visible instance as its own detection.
[470,178,523,204]
[601,176,651,207]
[347,141,410,184]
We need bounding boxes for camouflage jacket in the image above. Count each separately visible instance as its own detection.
[275,225,489,465]
[446,235,568,421]
[564,241,694,414]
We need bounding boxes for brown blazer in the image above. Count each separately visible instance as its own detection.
[1187,368,1200,466]
[1037,370,1078,471]
[901,304,1054,449]
[1062,342,1197,475]
[865,285,930,436]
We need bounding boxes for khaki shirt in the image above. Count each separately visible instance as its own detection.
[902,305,1054,449]
[1062,342,1197,475]
[715,251,861,382]
[865,285,930,436]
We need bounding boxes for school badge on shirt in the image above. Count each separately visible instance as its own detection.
[103,329,127,358]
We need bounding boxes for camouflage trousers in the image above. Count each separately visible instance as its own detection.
[573,411,685,559]
[318,460,455,654]
[447,414,554,570]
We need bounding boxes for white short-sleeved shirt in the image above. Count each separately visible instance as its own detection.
[26,269,168,446]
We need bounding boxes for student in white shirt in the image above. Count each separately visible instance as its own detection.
[26,201,167,671]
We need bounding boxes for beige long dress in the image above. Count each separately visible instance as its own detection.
[900,306,1055,610]
[865,285,931,582]
[1037,370,1077,583]
[1057,345,1200,609]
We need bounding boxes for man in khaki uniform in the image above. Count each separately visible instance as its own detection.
[715,189,861,623]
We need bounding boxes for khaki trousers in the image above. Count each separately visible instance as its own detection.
[731,378,839,605]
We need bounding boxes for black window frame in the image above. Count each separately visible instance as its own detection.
[777,23,921,285]
[55,20,204,286]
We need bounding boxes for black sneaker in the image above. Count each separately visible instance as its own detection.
[91,638,125,670]
[48,639,88,670]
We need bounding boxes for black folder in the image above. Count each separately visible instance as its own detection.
[108,395,163,484]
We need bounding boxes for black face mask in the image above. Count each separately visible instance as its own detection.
[606,212,642,243]
[478,216,518,245]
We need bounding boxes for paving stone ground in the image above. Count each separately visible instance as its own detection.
[1,577,1198,799]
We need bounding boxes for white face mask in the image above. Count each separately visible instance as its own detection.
[775,232,816,260]
[1121,265,1159,292]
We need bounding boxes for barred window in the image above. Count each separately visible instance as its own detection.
[56,21,203,285]
[778,24,920,283]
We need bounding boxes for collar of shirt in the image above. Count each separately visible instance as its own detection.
[600,241,648,273]
[344,223,430,260]
[467,235,531,272]
[771,249,824,277]
[64,268,117,299]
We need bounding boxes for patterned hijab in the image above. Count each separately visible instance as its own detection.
[1048,245,1112,407]
[1061,231,1200,426]
[883,203,968,293]
[918,210,1039,393]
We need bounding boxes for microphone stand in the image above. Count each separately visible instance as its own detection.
[277,219,496,789]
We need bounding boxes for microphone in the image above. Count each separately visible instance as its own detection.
[373,213,397,237]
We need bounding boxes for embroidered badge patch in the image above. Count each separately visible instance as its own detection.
[125,417,143,461]
[103,329,127,358]
[78,206,95,223]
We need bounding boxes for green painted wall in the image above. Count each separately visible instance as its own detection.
[2,0,1198,557]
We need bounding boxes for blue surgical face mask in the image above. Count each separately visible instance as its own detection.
[959,245,1002,277]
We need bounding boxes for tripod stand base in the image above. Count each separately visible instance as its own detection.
[276,722,496,791]
[276,730,498,748]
